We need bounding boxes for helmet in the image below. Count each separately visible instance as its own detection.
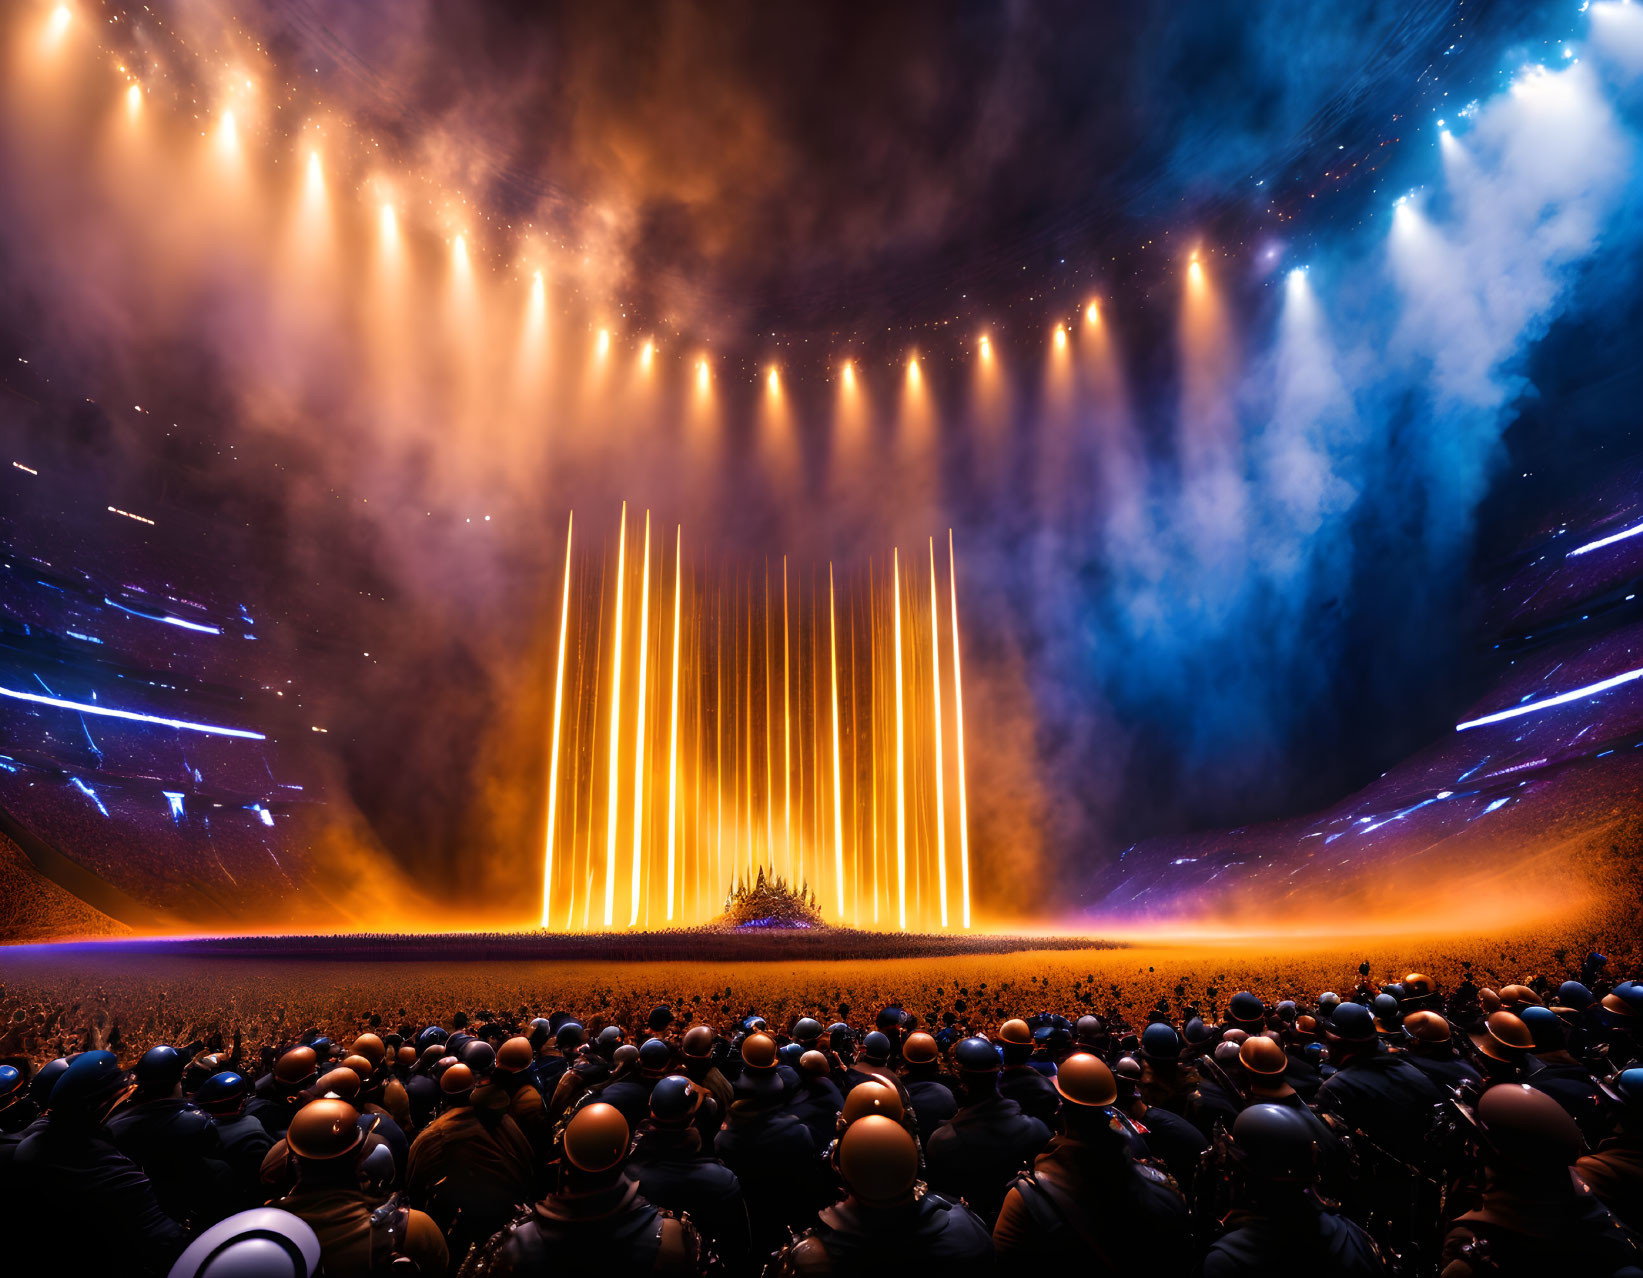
[339,1055,375,1081]
[954,1037,1001,1073]
[555,1021,586,1050]
[286,1099,363,1161]
[1239,1036,1288,1078]
[1275,1001,1297,1023]
[1221,1028,1249,1047]
[861,1031,892,1064]
[1228,992,1264,1027]
[136,1045,186,1094]
[1074,1015,1105,1045]
[743,1015,768,1034]
[1325,1003,1376,1043]
[50,1051,132,1119]
[495,1037,534,1075]
[563,1102,630,1173]
[1232,1103,1318,1182]
[1114,1055,1142,1082]
[0,1064,23,1109]
[1477,1083,1581,1167]
[647,1006,675,1033]
[1402,1011,1452,1045]
[612,1044,640,1071]
[1183,1018,1215,1048]
[1402,973,1436,1001]
[196,1071,250,1116]
[166,1207,321,1278]
[1607,1067,1643,1111]
[827,1023,853,1050]
[31,1057,71,1109]
[274,1047,319,1088]
[1139,1022,1181,1063]
[648,1076,702,1125]
[440,1063,475,1101]
[528,1018,553,1049]
[1519,1005,1564,1052]
[1053,1053,1117,1108]
[639,1038,673,1078]
[837,1115,919,1207]
[875,1007,906,1033]
[395,1046,417,1069]
[799,1050,831,1078]
[777,1042,806,1071]
[902,1032,938,1066]
[314,1069,360,1102]
[1213,1041,1243,1068]
[308,1037,334,1062]
[681,1026,715,1060]
[458,1040,495,1076]
[1292,1015,1320,1041]
[595,1026,625,1057]
[415,1027,448,1053]
[793,1017,824,1044]
[1479,988,1502,1014]
[1316,992,1341,1017]
[348,1034,386,1068]
[1371,993,1401,1031]
[997,1019,1033,1048]
[1472,1011,1535,1063]
[1499,985,1542,1009]
[842,1079,903,1124]
[1557,981,1593,1011]
[741,1033,779,1071]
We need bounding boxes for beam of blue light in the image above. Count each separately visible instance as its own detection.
[0,685,265,739]
[1456,665,1643,731]
[70,776,109,817]
[163,791,185,821]
[103,597,220,635]
[1566,519,1643,557]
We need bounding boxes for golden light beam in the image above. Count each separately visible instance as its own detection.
[893,548,907,931]
[949,529,971,929]
[928,537,949,927]
[829,563,846,916]
[629,511,652,926]
[541,512,573,927]
[783,556,792,880]
[603,504,627,928]
[665,524,683,920]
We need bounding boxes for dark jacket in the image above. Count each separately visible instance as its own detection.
[924,1091,1050,1227]
[627,1125,750,1271]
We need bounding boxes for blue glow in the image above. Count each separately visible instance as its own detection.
[65,631,103,645]
[249,804,275,827]
[0,684,265,739]
[163,791,185,820]
[1566,519,1643,557]
[103,597,220,635]
[1456,665,1643,731]
[1482,797,1512,815]
[70,776,109,817]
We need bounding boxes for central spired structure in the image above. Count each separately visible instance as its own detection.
[539,506,972,932]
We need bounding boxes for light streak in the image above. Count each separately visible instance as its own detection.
[979,334,993,362]
[163,791,185,820]
[1566,519,1643,557]
[541,512,572,928]
[665,524,682,921]
[949,529,971,928]
[603,503,627,927]
[928,537,948,927]
[696,358,710,394]
[1085,301,1101,326]
[103,598,220,634]
[829,563,845,915]
[107,505,155,525]
[1456,665,1643,730]
[0,685,264,739]
[893,548,907,930]
[125,84,142,119]
[12,462,38,475]
[630,511,652,926]
[1053,325,1068,351]
[70,776,109,818]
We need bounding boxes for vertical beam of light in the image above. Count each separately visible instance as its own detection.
[928,537,948,927]
[949,530,971,929]
[829,564,846,916]
[715,581,723,901]
[893,548,907,931]
[763,564,775,875]
[869,560,880,925]
[629,511,652,926]
[603,504,628,927]
[665,525,683,920]
[849,598,861,925]
[783,556,792,880]
[541,512,573,927]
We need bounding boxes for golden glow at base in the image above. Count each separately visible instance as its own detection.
[540,507,974,931]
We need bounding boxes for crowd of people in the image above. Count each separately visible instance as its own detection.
[1,953,1641,1275]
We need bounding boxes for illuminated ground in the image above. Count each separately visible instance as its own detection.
[0,912,1633,1069]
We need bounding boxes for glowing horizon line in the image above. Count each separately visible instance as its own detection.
[1456,664,1643,731]
[0,685,264,739]
[1566,519,1643,558]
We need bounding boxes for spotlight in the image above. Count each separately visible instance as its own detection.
[907,356,921,385]
[695,357,710,392]
[766,366,780,395]
[46,4,71,43]
[1053,325,1068,350]
[596,328,611,358]
[978,334,992,362]
[1084,302,1100,326]
[841,360,856,388]
[640,339,655,369]
[125,83,142,118]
